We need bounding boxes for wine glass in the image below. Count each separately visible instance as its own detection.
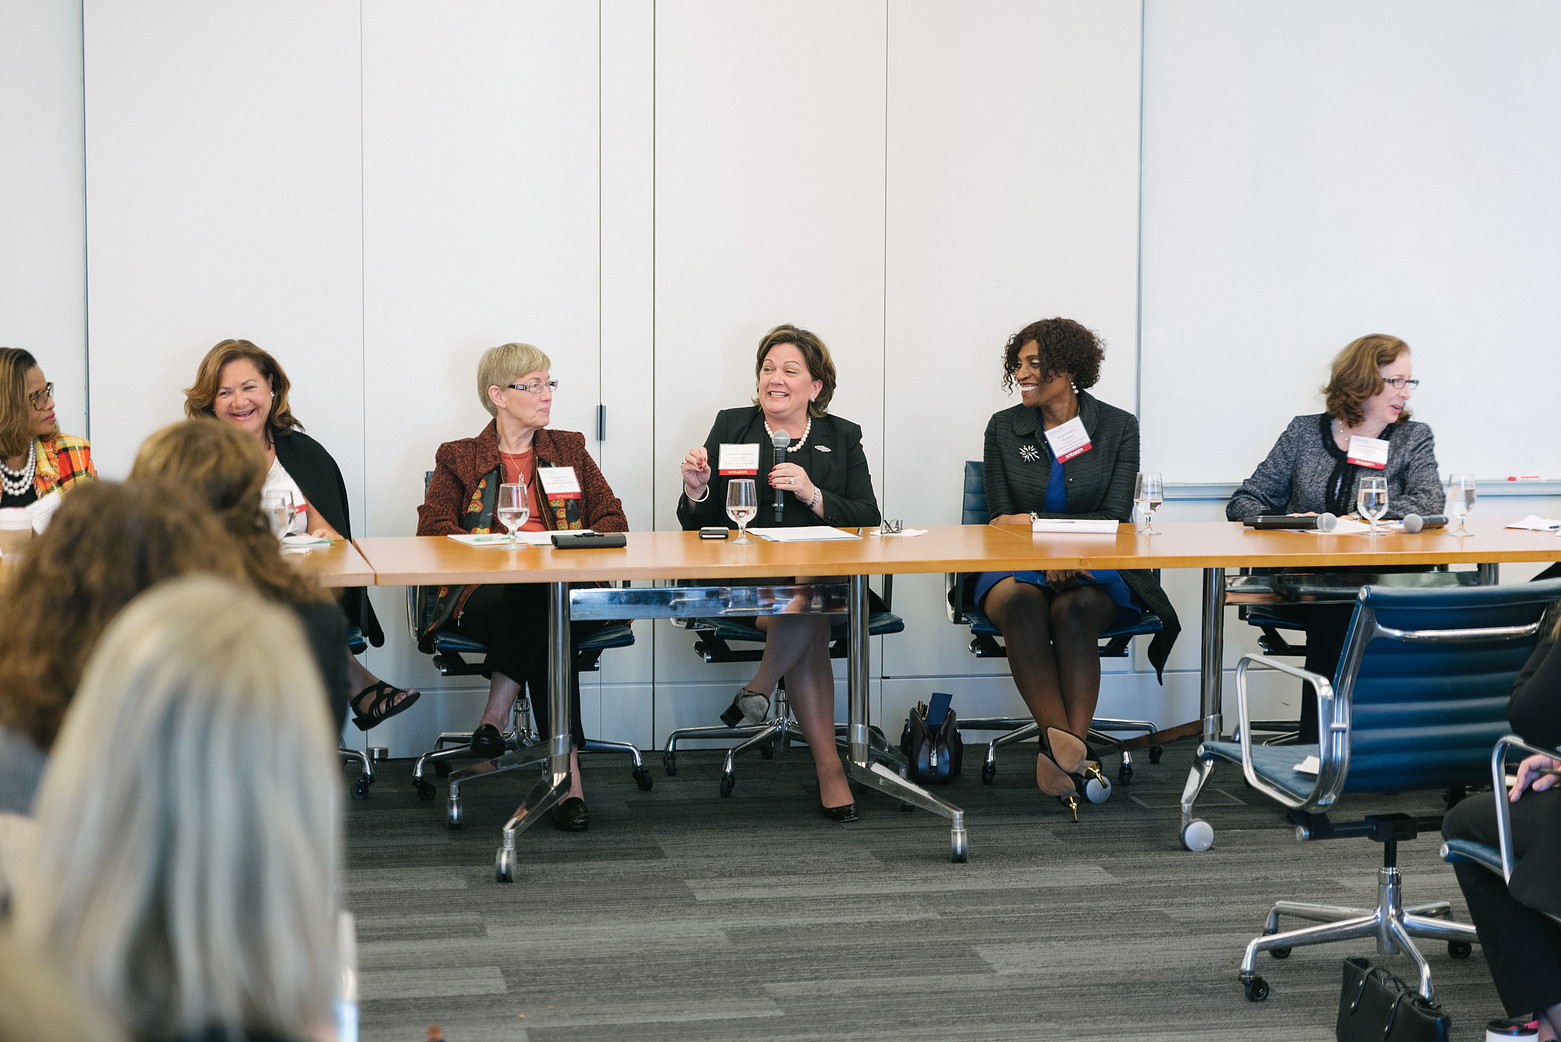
[1357,475,1388,535]
[496,482,529,549]
[1447,473,1476,537]
[261,489,294,540]
[1133,471,1163,535]
[726,478,758,544]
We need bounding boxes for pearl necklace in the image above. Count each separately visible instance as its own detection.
[1,441,37,497]
[763,416,812,452]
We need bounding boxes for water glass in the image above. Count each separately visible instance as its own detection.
[726,478,758,543]
[496,482,529,549]
[262,489,294,540]
[1447,473,1476,537]
[1357,475,1388,535]
[1133,471,1163,535]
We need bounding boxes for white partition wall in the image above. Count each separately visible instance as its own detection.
[651,0,889,738]
[82,0,366,482]
[881,0,1156,731]
[1140,0,1561,484]
[0,0,86,435]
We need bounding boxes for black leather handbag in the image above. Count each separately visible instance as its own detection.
[900,692,963,784]
[1336,957,1450,1042]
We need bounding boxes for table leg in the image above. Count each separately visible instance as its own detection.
[1178,567,1226,849]
[494,580,572,882]
[842,574,968,862]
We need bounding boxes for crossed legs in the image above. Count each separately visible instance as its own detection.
[748,613,853,810]
[982,577,1117,791]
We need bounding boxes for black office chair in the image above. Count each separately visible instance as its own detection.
[663,580,907,798]
[947,460,1164,791]
[404,583,649,822]
[1195,580,1561,1003]
[339,625,372,798]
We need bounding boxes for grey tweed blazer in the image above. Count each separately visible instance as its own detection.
[981,392,1180,679]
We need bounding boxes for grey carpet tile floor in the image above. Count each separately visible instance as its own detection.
[345,738,1508,1041]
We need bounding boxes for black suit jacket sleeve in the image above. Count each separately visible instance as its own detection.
[678,408,881,530]
[1510,633,1561,749]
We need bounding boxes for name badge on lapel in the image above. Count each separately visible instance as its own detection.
[1346,436,1389,470]
[536,466,581,499]
[1043,415,1092,463]
[718,443,759,475]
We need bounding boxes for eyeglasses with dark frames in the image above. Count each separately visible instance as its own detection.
[28,382,54,410]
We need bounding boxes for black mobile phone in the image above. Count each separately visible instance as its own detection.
[699,526,730,540]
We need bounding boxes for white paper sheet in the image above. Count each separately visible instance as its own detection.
[1031,518,1119,535]
[447,531,555,547]
[1508,515,1561,532]
[748,526,861,542]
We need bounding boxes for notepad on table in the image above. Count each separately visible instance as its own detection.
[1031,518,1119,535]
[748,526,861,542]
[446,531,555,547]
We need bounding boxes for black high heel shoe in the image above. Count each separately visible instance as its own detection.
[1045,726,1111,804]
[821,803,858,823]
[1035,746,1081,821]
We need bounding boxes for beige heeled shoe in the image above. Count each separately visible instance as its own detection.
[1046,726,1110,802]
[1035,747,1081,821]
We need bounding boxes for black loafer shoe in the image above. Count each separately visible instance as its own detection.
[469,723,506,759]
[821,803,858,823]
[552,796,591,832]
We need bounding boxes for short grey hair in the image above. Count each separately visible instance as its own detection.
[478,342,551,417]
[16,575,341,1041]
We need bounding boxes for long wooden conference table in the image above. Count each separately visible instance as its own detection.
[334,521,1561,875]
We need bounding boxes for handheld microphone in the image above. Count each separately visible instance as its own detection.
[770,428,790,523]
[1401,513,1448,533]
[1244,512,1338,532]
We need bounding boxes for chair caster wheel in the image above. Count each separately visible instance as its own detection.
[1084,774,1111,804]
[1181,819,1214,851]
[662,751,677,776]
[1117,762,1133,785]
[1448,940,1472,959]
[1269,947,1291,960]
[433,760,451,779]
[980,762,996,784]
[950,830,967,863]
[719,773,735,798]
[351,777,371,799]
[495,847,515,883]
[1148,744,1162,764]
[415,779,436,801]
[633,766,653,791]
[446,797,463,829]
[1242,976,1269,1002]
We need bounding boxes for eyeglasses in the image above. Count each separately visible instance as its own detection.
[28,382,54,410]
[507,379,558,395]
[1382,376,1419,390]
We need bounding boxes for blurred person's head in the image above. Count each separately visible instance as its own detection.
[0,481,241,751]
[0,927,123,1042]
[15,575,341,1042]
[130,419,318,605]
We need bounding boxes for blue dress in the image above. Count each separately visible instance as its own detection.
[973,436,1143,625]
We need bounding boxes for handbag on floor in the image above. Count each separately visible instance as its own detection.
[900,691,963,784]
[1336,957,1451,1042]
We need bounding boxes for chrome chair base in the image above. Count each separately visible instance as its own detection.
[339,745,373,799]
[1238,864,1475,1002]
[959,715,1159,789]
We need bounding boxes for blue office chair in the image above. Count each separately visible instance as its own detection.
[663,583,907,797]
[1196,580,1561,1003]
[404,583,648,823]
[947,460,1164,791]
[1439,733,1561,919]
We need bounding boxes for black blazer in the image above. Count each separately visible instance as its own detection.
[1505,633,1561,917]
[274,428,382,646]
[980,392,1181,679]
[678,408,881,531]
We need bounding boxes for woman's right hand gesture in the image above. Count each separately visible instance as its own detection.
[682,446,712,501]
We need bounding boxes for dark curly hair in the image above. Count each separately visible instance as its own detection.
[1000,318,1105,393]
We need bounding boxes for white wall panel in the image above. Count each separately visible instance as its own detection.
[881,0,1146,720]
[82,0,364,482]
[360,2,612,745]
[1141,0,1561,484]
[651,0,889,739]
[0,0,86,437]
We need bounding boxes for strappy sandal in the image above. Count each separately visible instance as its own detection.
[350,681,420,731]
[1045,726,1111,804]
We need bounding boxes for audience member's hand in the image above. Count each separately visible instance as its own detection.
[1509,753,1560,802]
